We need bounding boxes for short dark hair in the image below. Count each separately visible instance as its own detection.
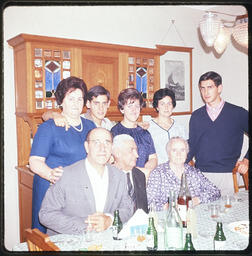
[87,85,110,101]
[152,88,176,112]
[55,76,88,106]
[117,88,144,110]
[198,71,222,87]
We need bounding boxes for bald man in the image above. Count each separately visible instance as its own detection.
[112,134,148,214]
[39,128,134,235]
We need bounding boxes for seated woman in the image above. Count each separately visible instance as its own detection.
[147,137,221,210]
[148,88,187,164]
[111,88,157,179]
[29,76,96,233]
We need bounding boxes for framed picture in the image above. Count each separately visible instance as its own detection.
[157,45,193,115]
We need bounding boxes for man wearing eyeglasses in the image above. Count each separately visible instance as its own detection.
[39,127,134,235]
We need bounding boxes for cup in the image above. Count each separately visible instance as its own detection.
[223,195,233,208]
[210,204,220,218]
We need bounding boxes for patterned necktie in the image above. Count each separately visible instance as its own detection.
[127,172,136,210]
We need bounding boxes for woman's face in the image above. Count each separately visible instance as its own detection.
[61,88,84,119]
[168,140,187,166]
[157,96,174,117]
[121,98,140,123]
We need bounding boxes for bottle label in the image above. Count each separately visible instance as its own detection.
[214,240,226,250]
[112,225,118,239]
[165,227,183,249]
[146,234,154,248]
[178,204,187,222]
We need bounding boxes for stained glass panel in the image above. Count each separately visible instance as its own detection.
[35,90,43,98]
[149,58,154,66]
[45,100,53,109]
[35,48,42,57]
[35,81,43,88]
[54,50,61,58]
[136,67,147,94]
[44,50,52,58]
[63,51,70,59]
[45,60,61,98]
[128,57,135,65]
[63,60,71,69]
[63,70,70,79]
[36,100,43,109]
[34,59,42,67]
[34,70,42,79]
[136,58,141,65]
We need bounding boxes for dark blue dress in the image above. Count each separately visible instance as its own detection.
[30,118,95,233]
[111,122,156,167]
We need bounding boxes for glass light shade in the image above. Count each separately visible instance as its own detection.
[200,12,221,47]
[214,25,231,54]
[232,14,248,48]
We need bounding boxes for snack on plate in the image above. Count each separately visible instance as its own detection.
[88,244,102,251]
[234,223,249,235]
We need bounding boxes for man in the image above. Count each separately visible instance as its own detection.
[187,71,248,195]
[39,128,134,235]
[42,85,114,130]
[112,134,149,213]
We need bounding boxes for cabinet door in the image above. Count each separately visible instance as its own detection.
[82,55,118,104]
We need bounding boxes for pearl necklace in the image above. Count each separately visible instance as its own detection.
[71,119,83,132]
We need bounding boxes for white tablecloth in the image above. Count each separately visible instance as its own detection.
[13,191,249,251]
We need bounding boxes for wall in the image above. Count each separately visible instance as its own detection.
[3,5,248,250]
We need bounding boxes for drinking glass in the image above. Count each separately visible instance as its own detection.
[210,204,220,219]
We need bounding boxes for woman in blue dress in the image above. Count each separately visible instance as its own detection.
[111,88,157,179]
[29,76,95,233]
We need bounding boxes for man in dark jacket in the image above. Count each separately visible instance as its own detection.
[112,134,149,213]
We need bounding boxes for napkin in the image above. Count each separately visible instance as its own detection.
[118,209,149,239]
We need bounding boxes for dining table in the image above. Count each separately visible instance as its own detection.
[13,190,249,252]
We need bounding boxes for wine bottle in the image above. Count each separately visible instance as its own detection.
[164,191,183,250]
[213,222,226,250]
[112,210,123,240]
[184,233,196,250]
[177,172,192,228]
[186,200,197,239]
[146,217,158,251]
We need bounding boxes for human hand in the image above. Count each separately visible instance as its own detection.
[85,212,112,232]
[192,197,200,207]
[49,166,64,184]
[137,121,150,130]
[53,112,70,131]
[236,158,249,174]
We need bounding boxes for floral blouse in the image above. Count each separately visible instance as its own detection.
[147,162,221,210]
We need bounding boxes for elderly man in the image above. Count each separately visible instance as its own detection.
[112,134,148,214]
[39,128,134,235]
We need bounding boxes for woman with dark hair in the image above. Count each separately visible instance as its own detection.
[148,88,187,164]
[29,76,95,233]
[111,88,157,179]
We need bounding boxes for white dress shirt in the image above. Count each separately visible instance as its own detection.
[85,159,109,212]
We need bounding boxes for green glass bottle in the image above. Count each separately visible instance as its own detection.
[112,210,123,240]
[146,217,158,251]
[213,222,226,250]
[184,233,195,250]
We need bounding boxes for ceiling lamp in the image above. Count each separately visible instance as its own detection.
[232,14,248,48]
[214,24,231,54]
[200,12,221,47]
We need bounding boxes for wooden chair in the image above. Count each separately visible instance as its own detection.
[232,165,249,193]
[25,228,60,251]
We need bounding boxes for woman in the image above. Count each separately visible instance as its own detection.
[147,137,221,210]
[29,76,96,232]
[111,88,157,179]
[148,88,187,164]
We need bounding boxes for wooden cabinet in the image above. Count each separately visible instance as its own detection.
[8,33,184,242]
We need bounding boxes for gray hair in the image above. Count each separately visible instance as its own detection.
[112,134,135,152]
[166,136,189,154]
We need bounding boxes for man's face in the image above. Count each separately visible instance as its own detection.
[199,79,222,106]
[85,128,112,166]
[121,99,140,123]
[86,95,110,121]
[117,139,139,170]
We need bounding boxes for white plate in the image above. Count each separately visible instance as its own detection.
[228,220,249,237]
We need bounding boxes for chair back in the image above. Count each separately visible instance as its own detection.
[25,228,60,251]
[232,166,249,193]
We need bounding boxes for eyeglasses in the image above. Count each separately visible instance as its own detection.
[88,139,112,147]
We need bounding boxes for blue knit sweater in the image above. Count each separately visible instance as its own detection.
[187,102,248,173]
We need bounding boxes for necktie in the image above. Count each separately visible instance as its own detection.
[127,172,136,210]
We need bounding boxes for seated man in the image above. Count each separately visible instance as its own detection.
[112,134,149,214]
[39,128,134,236]
[42,85,114,130]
